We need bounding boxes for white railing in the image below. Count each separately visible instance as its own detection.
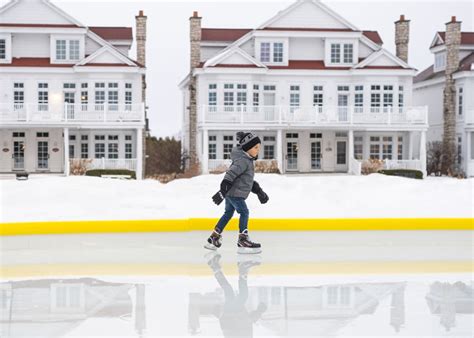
[201,105,428,126]
[70,158,137,171]
[0,103,145,123]
[383,159,423,171]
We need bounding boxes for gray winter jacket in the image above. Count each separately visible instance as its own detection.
[224,145,255,199]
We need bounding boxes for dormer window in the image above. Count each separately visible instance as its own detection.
[259,41,286,64]
[331,43,353,64]
[54,38,81,62]
[0,34,11,63]
[0,39,6,60]
[434,52,446,71]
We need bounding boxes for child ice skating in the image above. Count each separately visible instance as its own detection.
[205,132,269,254]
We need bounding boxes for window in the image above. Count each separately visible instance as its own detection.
[125,135,132,141]
[263,135,276,160]
[69,135,76,141]
[331,44,341,63]
[108,143,118,159]
[290,85,300,113]
[370,136,393,159]
[125,83,132,110]
[383,85,393,108]
[56,40,66,60]
[0,39,6,59]
[70,40,80,60]
[458,87,463,116]
[370,85,381,110]
[69,144,75,159]
[435,52,446,70]
[343,44,353,63]
[208,84,217,107]
[253,85,259,107]
[337,141,346,165]
[273,42,283,62]
[223,135,234,159]
[95,83,105,105]
[370,137,380,159]
[382,136,393,159]
[354,136,363,160]
[125,143,133,159]
[14,83,24,109]
[398,86,404,109]
[81,143,88,159]
[108,83,119,110]
[81,83,88,109]
[208,135,217,160]
[355,85,364,113]
[236,84,247,106]
[397,136,403,160]
[313,85,324,107]
[37,132,49,138]
[95,143,105,158]
[260,42,270,62]
[38,83,49,111]
[223,84,234,106]
[457,136,462,164]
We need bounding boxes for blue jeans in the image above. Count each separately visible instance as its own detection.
[215,196,249,234]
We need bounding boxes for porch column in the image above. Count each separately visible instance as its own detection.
[136,127,143,180]
[466,131,471,176]
[202,129,209,174]
[419,130,427,177]
[408,131,413,160]
[276,129,283,174]
[64,127,69,176]
[348,130,354,174]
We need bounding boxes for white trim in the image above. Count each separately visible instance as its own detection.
[257,0,358,31]
[429,32,444,49]
[354,49,412,69]
[76,45,136,67]
[204,47,267,69]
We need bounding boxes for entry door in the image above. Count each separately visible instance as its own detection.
[263,93,276,121]
[37,141,49,169]
[336,140,348,171]
[337,94,349,122]
[286,141,298,171]
[13,140,25,170]
[311,140,322,170]
[64,92,75,119]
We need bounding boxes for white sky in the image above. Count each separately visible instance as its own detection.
[43,1,474,137]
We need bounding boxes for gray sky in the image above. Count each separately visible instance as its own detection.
[47,1,474,137]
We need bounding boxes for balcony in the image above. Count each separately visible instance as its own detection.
[200,105,428,126]
[0,103,145,125]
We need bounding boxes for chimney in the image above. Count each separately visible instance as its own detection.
[395,14,410,63]
[441,16,462,174]
[187,11,202,171]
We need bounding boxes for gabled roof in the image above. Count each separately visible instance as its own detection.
[204,47,267,69]
[353,49,413,70]
[76,45,137,67]
[431,31,474,48]
[89,27,133,41]
[414,52,474,84]
[201,28,252,42]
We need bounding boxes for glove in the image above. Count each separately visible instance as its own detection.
[212,179,233,205]
[252,181,269,204]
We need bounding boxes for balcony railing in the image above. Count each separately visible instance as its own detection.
[70,158,137,171]
[200,105,428,126]
[0,103,145,123]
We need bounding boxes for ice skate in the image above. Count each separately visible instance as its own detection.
[205,251,222,272]
[237,230,261,254]
[204,230,222,251]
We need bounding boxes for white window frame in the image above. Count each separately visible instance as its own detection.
[255,38,288,66]
[0,33,12,63]
[325,39,358,66]
[457,87,463,117]
[51,35,84,63]
[434,52,446,72]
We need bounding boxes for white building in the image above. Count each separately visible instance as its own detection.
[0,0,146,178]
[413,21,474,177]
[180,0,429,176]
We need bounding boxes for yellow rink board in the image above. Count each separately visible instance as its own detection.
[0,218,473,236]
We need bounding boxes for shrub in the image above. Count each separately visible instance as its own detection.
[70,158,92,176]
[255,160,280,174]
[378,169,423,179]
[86,169,136,179]
[361,159,384,175]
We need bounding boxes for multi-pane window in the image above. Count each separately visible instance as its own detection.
[313,85,324,107]
[354,136,363,160]
[253,85,259,107]
[398,86,404,107]
[69,40,80,60]
[236,84,247,106]
[458,87,463,116]
[370,136,393,159]
[81,143,88,159]
[223,84,234,106]
[263,136,275,160]
[382,136,393,159]
[108,83,119,110]
[397,136,403,160]
[331,44,341,63]
[107,135,119,159]
[38,83,49,111]
[290,85,300,113]
[208,84,217,107]
[370,136,381,159]
[343,44,353,63]
[273,42,283,62]
[223,135,234,159]
[435,52,446,70]
[370,85,381,109]
[125,143,133,159]
[383,85,393,108]
[0,39,6,59]
[125,83,132,110]
[14,83,24,108]
[260,43,271,62]
[56,40,67,60]
[208,135,217,160]
[94,135,105,158]
[81,83,88,109]
[354,85,364,113]
[95,83,105,104]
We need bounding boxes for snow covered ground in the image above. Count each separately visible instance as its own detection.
[0,173,472,223]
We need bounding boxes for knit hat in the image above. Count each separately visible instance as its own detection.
[237,132,261,152]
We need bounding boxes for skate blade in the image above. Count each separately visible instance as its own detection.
[204,243,218,251]
[237,247,262,255]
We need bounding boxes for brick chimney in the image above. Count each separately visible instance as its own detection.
[135,10,148,179]
[187,11,202,171]
[442,16,462,174]
[395,14,410,63]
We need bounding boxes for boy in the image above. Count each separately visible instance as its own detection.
[205,132,269,254]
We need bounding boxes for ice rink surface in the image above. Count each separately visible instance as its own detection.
[1,230,473,337]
